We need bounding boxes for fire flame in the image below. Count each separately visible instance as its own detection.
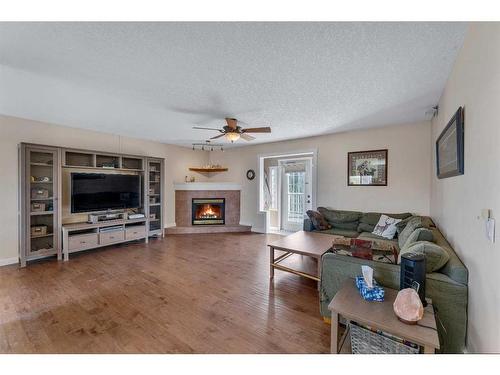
[201,204,215,216]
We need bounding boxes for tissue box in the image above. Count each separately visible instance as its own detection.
[355,276,385,302]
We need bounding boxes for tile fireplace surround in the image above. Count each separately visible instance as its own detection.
[166,182,252,234]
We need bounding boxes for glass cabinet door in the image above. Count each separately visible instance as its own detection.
[25,147,59,260]
[147,159,163,236]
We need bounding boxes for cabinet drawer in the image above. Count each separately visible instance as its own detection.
[100,230,125,245]
[68,233,98,252]
[125,225,146,240]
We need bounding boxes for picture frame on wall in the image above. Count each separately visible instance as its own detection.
[348,149,388,186]
[436,106,464,179]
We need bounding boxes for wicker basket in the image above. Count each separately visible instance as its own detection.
[349,322,419,354]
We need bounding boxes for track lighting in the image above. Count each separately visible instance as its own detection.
[191,142,224,152]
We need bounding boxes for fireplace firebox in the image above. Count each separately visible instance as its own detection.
[192,198,225,225]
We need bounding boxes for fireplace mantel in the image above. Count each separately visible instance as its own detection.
[174,182,241,191]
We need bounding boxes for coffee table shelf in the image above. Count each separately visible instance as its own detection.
[267,231,333,284]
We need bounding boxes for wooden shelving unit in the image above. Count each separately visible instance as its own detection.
[19,143,166,267]
[189,167,228,173]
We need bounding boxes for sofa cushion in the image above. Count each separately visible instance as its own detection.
[399,241,450,273]
[398,216,424,248]
[395,215,414,235]
[359,212,412,233]
[358,232,398,245]
[431,226,468,284]
[317,208,361,230]
[306,210,331,230]
[332,221,359,230]
[396,215,431,235]
[357,222,375,233]
[317,228,359,238]
[403,227,434,248]
[372,214,402,239]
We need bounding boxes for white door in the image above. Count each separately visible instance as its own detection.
[280,159,313,232]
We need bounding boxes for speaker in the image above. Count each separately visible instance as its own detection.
[400,253,427,306]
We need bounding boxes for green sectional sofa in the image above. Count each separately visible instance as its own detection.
[303,208,468,353]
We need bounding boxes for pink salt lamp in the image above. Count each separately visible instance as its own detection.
[393,288,424,325]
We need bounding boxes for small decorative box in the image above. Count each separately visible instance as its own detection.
[31,202,46,212]
[31,188,49,199]
[31,225,48,236]
[355,276,385,302]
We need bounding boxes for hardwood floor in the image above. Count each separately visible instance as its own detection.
[0,233,330,353]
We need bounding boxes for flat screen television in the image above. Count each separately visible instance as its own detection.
[71,173,141,213]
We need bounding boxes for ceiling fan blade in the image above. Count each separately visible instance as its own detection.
[225,118,238,130]
[242,127,271,133]
[193,126,223,131]
[210,134,226,140]
[240,133,255,141]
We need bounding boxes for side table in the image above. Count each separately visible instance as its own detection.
[328,280,440,354]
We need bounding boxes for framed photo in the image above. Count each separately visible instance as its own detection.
[348,149,388,186]
[436,107,464,179]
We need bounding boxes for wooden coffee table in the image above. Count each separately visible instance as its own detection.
[267,231,333,283]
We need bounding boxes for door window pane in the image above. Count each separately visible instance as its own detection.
[287,171,305,223]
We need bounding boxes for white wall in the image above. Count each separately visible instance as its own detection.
[0,115,209,265]
[209,121,432,232]
[430,23,500,353]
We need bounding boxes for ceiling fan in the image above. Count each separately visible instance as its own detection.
[193,118,271,143]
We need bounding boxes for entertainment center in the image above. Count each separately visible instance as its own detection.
[19,143,165,267]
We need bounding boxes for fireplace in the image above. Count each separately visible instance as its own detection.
[192,198,225,225]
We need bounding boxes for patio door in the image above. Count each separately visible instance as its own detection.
[281,158,312,232]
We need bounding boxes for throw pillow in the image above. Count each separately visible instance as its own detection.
[398,216,424,248]
[372,214,402,239]
[306,210,331,230]
[399,241,450,272]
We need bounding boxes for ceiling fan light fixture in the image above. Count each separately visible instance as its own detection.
[225,132,240,142]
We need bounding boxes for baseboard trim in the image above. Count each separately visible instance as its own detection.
[0,257,19,267]
[165,222,176,228]
[252,227,266,234]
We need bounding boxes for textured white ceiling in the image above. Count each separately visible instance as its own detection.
[0,22,467,147]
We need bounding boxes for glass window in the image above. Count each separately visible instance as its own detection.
[269,167,278,210]
[286,171,305,223]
